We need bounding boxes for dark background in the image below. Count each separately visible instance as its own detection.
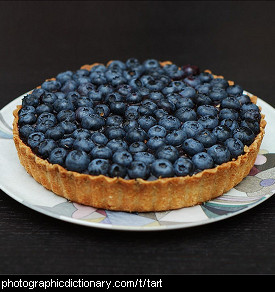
[0,1,274,275]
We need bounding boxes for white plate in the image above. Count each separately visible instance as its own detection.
[0,92,274,231]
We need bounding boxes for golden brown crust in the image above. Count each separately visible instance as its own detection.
[12,62,267,212]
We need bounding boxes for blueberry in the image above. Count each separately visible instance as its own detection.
[65,150,90,172]
[212,125,232,143]
[192,152,214,170]
[220,97,241,110]
[81,113,105,130]
[154,108,168,120]
[19,124,35,139]
[48,147,67,166]
[219,108,239,121]
[110,101,126,115]
[210,78,229,89]
[66,91,80,105]
[182,121,204,138]
[77,82,95,96]
[149,91,164,102]
[18,112,36,126]
[183,76,202,87]
[225,138,244,158]
[195,83,212,95]
[207,144,231,165]
[220,119,239,132]
[90,72,107,85]
[233,126,255,146]
[31,88,46,99]
[198,115,219,130]
[94,104,110,118]
[138,116,157,131]
[195,129,217,148]
[123,120,139,132]
[129,142,147,153]
[165,130,187,146]
[164,64,184,80]
[156,145,179,163]
[144,77,164,91]
[88,89,104,102]
[209,87,227,102]
[35,119,56,133]
[128,161,150,179]
[109,163,127,178]
[37,139,57,159]
[147,125,167,138]
[112,150,133,167]
[91,132,108,145]
[134,152,155,165]
[36,103,53,115]
[175,107,197,122]
[105,92,123,104]
[195,93,212,106]
[241,109,261,123]
[176,97,194,109]
[236,94,251,105]
[197,105,218,117]
[117,84,132,97]
[159,115,181,131]
[59,137,75,150]
[56,71,73,84]
[22,94,39,107]
[45,125,65,140]
[90,145,112,160]
[41,80,61,92]
[143,59,160,72]
[27,132,45,149]
[105,126,126,140]
[61,80,78,93]
[73,137,95,153]
[147,136,166,151]
[240,120,260,135]
[125,128,147,143]
[179,87,197,99]
[19,105,36,116]
[240,103,260,113]
[37,112,57,125]
[53,98,74,112]
[182,138,205,156]
[126,57,141,69]
[151,159,174,178]
[198,72,213,83]
[108,60,126,71]
[181,64,200,77]
[106,115,123,127]
[157,99,176,113]
[107,139,128,152]
[226,84,243,96]
[170,81,186,92]
[75,107,95,121]
[88,159,110,176]
[72,128,91,139]
[98,84,114,97]
[173,157,194,176]
[57,109,76,122]
[59,121,77,134]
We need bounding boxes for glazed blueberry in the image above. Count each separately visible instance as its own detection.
[226,84,243,96]
[151,159,175,178]
[233,126,255,146]
[73,137,95,153]
[19,105,36,116]
[173,157,194,176]
[165,130,187,146]
[36,103,53,115]
[192,152,214,170]
[220,97,241,110]
[147,136,166,151]
[240,120,260,135]
[53,98,74,112]
[81,113,105,131]
[209,87,227,102]
[90,145,112,160]
[27,132,45,149]
[240,103,260,114]
[107,139,128,152]
[65,150,90,172]
[198,115,219,130]
[22,94,39,107]
[182,121,204,138]
[88,159,109,176]
[134,151,155,165]
[48,147,67,166]
[129,142,147,153]
[37,139,57,159]
[159,115,181,131]
[212,125,232,143]
[41,80,61,92]
[156,145,179,163]
[37,113,57,126]
[31,88,46,99]
[236,94,251,105]
[225,138,244,158]
[57,110,76,122]
[195,129,217,148]
[35,119,56,133]
[241,109,261,123]
[109,163,127,178]
[112,150,133,167]
[207,144,231,165]
[182,138,205,156]
[175,107,197,122]
[125,128,147,143]
[128,161,150,179]
[148,125,167,138]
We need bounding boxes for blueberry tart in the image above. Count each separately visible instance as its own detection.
[13,59,266,212]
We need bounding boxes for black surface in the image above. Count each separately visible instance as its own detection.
[0,1,274,275]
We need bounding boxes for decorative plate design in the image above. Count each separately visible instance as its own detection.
[0,92,274,231]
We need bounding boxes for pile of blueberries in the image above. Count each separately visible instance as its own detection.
[18,58,262,179]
